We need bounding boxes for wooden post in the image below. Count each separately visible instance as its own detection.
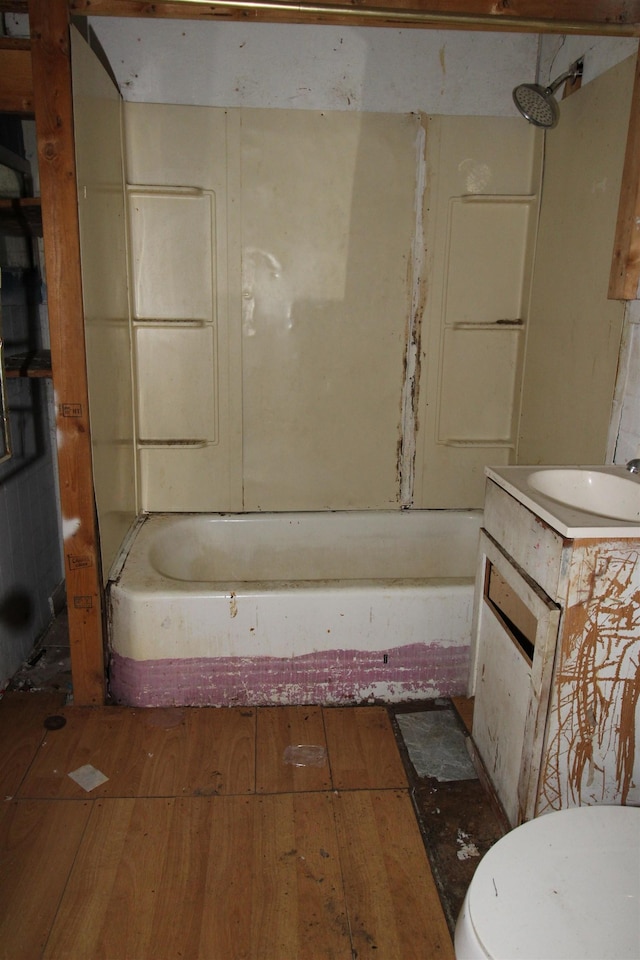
[609,47,640,300]
[28,0,105,704]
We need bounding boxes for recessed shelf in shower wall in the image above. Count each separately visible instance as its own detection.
[436,195,533,451]
[128,187,218,445]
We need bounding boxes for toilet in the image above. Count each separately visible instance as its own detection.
[455,805,640,960]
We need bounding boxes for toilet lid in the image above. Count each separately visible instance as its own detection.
[466,805,640,960]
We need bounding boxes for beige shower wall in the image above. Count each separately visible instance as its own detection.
[240,110,419,510]
[124,104,547,512]
[71,29,137,582]
[124,104,420,511]
[517,55,634,465]
[70,30,639,574]
[124,105,243,511]
[414,116,542,509]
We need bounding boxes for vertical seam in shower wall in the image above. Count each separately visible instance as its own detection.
[120,100,140,516]
[231,108,246,511]
[399,119,427,508]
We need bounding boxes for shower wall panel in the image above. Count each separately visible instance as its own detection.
[124,105,243,512]
[124,104,418,512]
[517,55,633,466]
[240,110,418,510]
[130,190,218,444]
[414,116,542,509]
[71,30,137,580]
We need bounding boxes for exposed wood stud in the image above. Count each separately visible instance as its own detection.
[28,0,105,705]
[609,48,640,300]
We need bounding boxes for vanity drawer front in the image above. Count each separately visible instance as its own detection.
[484,479,565,599]
[472,530,561,825]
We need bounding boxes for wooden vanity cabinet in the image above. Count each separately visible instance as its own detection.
[471,478,640,825]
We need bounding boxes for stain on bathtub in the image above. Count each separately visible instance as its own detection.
[229,592,238,618]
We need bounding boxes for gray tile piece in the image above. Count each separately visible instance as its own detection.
[397,710,478,782]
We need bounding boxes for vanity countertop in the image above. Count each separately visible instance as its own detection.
[485,465,640,539]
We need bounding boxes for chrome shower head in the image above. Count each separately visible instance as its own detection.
[513,58,584,128]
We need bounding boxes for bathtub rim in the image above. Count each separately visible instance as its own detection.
[107,507,484,588]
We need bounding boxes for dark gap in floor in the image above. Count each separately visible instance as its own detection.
[389,698,508,935]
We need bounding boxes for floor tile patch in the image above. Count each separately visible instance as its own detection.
[396,709,478,782]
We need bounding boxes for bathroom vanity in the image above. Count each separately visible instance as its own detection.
[470,465,640,825]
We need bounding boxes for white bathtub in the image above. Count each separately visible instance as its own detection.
[108,510,482,707]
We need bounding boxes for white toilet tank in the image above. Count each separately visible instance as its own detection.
[455,805,640,960]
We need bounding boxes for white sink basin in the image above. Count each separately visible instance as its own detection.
[485,465,640,538]
[527,469,640,522]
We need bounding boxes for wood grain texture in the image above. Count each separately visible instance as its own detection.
[17,705,256,799]
[0,799,91,960]
[609,48,640,299]
[0,692,66,798]
[451,696,474,735]
[323,705,407,789]
[256,705,331,793]
[44,794,353,959]
[247,793,351,959]
[67,0,640,34]
[0,46,33,113]
[334,789,455,959]
[1,697,454,958]
[28,0,105,706]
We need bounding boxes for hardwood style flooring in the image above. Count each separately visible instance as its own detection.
[0,693,457,960]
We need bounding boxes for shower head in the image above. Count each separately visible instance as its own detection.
[513,58,584,128]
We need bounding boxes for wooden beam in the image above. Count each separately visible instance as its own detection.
[28,0,106,705]
[610,48,640,299]
[68,0,640,33]
[0,42,33,114]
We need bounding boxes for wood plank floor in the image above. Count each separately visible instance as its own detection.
[0,693,454,960]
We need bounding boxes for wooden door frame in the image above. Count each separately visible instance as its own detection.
[25,0,640,705]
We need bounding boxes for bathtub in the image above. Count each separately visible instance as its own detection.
[108,510,482,707]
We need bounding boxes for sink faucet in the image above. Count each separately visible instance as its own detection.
[626,459,640,473]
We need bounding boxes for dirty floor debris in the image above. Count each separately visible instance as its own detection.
[6,607,72,698]
[0,609,507,955]
[391,699,507,931]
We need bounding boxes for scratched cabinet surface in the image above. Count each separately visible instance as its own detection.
[538,539,640,812]
[472,479,640,824]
